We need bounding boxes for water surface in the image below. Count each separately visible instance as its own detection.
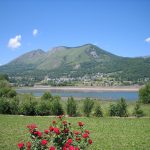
[16,88,138,101]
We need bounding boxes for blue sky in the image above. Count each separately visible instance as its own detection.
[0,0,150,65]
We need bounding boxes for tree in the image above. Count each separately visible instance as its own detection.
[51,96,63,115]
[36,100,52,116]
[19,95,37,116]
[109,104,118,116]
[9,97,19,114]
[133,102,144,117]
[116,97,127,117]
[94,104,103,117]
[41,92,52,100]
[0,74,9,81]
[0,80,16,98]
[139,82,150,104]
[7,89,17,98]
[83,98,94,117]
[67,97,77,116]
[0,98,11,114]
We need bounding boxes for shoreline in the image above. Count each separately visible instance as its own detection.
[17,86,140,92]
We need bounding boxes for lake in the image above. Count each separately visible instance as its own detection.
[16,88,139,101]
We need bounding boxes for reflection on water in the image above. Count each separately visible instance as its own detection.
[16,89,138,101]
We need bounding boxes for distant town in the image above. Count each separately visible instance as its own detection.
[10,72,149,87]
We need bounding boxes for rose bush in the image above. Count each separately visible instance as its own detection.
[17,116,92,150]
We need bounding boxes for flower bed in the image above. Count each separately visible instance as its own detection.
[18,116,92,150]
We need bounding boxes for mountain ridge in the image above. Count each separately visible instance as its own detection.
[0,44,150,85]
[3,43,147,66]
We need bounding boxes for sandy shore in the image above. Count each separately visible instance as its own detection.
[18,86,140,92]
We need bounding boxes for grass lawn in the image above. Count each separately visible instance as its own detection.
[0,115,150,150]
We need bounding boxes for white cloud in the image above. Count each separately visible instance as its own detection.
[8,35,21,49]
[33,29,38,36]
[145,37,150,43]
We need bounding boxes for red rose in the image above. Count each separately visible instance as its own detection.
[52,120,56,124]
[27,124,37,133]
[27,124,37,130]
[49,126,54,131]
[67,138,73,144]
[64,128,69,133]
[82,133,89,138]
[85,130,90,134]
[18,142,24,149]
[49,146,56,150]
[62,120,67,125]
[58,115,63,120]
[75,147,80,150]
[37,131,42,138]
[76,137,81,141]
[34,131,38,135]
[53,127,60,135]
[44,129,49,134]
[26,142,31,148]
[63,147,67,150]
[88,139,92,144]
[41,139,47,145]
[65,142,70,148]
[69,145,75,150]
[74,131,80,135]
[78,122,84,127]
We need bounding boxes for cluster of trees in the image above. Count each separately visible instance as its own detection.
[0,93,63,116]
[0,93,97,116]
[109,98,128,117]
[108,98,144,117]
[0,93,144,117]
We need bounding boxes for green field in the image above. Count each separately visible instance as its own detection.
[0,115,150,150]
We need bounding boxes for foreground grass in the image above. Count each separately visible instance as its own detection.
[0,115,150,150]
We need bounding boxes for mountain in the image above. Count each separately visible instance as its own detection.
[0,44,150,85]
[37,44,121,70]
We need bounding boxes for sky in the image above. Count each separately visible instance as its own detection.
[0,0,150,65]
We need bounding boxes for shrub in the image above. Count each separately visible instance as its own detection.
[116,98,128,117]
[0,80,10,88]
[19,96,37,116]
[17,116,92,150]
[0,74,9,81]
[109,98,127,117]
[83,98,94,117]
[133,102,144,117]
[9,97,19,114]
[41,92,52,100]
[94,104,103,117]
[0,98,11,114]
[139,82,150,104]
[67,97,77,116]
[51,96,64,115]
[0,80,16,98]
[7,89,17,98]
[109,103,118,116]
[36,100,52,116]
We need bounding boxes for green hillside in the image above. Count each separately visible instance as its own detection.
[0,44,150,85]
